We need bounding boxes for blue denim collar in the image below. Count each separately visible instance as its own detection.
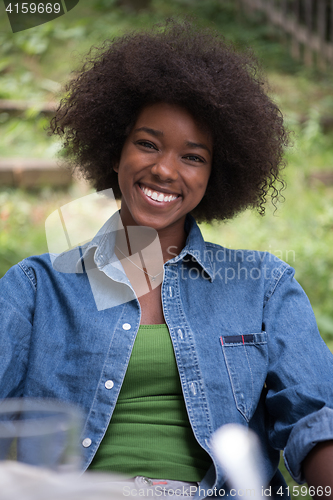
[167,214,215,281]
[51,211,121,274]
[52,211,215,281]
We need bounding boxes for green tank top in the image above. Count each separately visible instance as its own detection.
[89,324,211,481]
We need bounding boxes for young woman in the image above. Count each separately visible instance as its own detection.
[1,19,333,499]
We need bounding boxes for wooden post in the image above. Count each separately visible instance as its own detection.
[281,0,288,16]
[304,0,313,66]
[330,0,333,64]
[331,0,333,43]
[291,0,301,60]
[280,0,289,49]
[317,0,327,69]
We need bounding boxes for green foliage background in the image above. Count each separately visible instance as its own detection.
[0,1,333,495]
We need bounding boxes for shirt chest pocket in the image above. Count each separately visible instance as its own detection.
[220,332,268,422]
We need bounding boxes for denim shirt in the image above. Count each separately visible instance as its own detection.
[1,214,333,498]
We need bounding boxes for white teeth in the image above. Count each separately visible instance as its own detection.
[140,184,178,203]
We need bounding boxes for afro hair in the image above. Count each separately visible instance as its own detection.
[50,19,288,222]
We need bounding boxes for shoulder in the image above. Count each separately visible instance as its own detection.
[0,255,54,315]
[204,240,291,271]
[1,253,51,291]
[1,250,83,292]
[202,240,295,297]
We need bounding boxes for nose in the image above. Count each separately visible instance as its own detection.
[150,152,179,182]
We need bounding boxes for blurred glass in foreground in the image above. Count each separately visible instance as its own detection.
[0,398,82,471]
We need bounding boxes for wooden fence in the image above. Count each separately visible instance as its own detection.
[0,158,73,188]
[238,0,333,68]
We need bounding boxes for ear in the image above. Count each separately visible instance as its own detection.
[113,162,119,173]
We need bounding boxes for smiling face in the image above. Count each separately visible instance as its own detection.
[114,102,213,237]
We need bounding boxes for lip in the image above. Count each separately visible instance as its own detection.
[136,183,181,206]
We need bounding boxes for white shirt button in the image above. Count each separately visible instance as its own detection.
[105,380,114,389]
[82,438,92,448]
[122,323,131,330]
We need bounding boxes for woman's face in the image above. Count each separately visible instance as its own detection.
[114,102,212,234]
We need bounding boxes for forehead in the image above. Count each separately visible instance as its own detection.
[132,102,212,145]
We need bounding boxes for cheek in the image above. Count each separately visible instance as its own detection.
[197,182,207,194]
[195,175,211,202]
[191,181,209,206]
[118,150,144,176]
[203,169,212,192]
[197,174,211,192]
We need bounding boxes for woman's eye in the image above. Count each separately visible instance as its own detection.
[184,155,204,163]
[137,141,157,150]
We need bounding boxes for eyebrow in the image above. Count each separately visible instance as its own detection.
[186,141,212,157]
[134,127,163,137]
[134,127,212,156]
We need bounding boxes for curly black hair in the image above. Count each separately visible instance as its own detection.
[50,19,288,222]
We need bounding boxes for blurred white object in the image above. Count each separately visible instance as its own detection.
[0,461,129,500]
[211,424,264,500]
[0,398,82,472]
[45,188,119,256]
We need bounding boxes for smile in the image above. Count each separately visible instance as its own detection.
[139,184,180,203]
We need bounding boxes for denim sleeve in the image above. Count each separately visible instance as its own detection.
[0,261,36,397]
[263,264,333,483]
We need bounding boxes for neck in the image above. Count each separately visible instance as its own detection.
[115,211,188,262]
[157,225,187,263]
